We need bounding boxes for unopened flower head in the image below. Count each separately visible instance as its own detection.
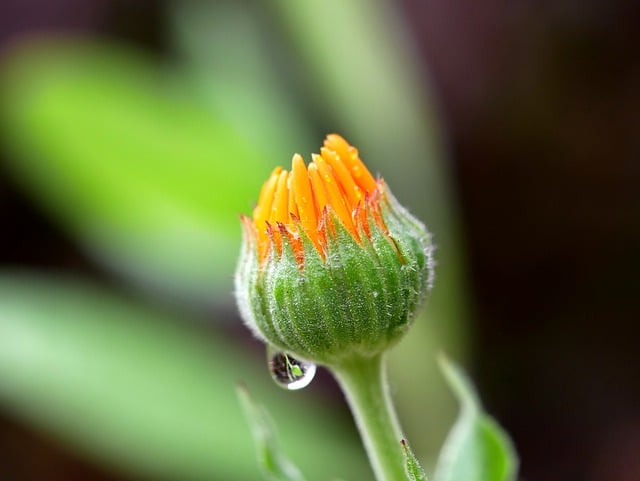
[235,134,433,365]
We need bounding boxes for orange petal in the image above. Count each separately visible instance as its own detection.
[287,173,298,220]
[269,170,289,226]
[253,167,282,258]
[291,153,317,243]
[312,154,356,237]
[324,134,376,194]
[253,167,281,228]
[308,163,329,221]
[320,146,363,208]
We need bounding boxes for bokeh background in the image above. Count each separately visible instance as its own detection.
[0,1,638,480]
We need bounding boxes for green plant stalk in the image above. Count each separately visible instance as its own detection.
[332,353,406,481]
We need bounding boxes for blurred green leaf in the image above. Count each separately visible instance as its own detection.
[169,0,316,162]
[0,273,367,481]
[0,40,273,304]
[434,357,518,481]
[271,0,447,223]
[401,439,428,481]
[237,386,307,481]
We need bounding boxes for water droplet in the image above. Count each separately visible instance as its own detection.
[268,348,316,390]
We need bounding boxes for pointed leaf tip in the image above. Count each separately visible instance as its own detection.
[401,439,428,481]
[236,386,308,481]
[434,357,518,481]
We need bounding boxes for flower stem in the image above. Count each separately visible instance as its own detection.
[332,353,406,481]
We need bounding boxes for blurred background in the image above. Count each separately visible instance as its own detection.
[0,1,638,480]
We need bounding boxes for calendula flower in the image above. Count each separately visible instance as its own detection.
[235,134,433,366]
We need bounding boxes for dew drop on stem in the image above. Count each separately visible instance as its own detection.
[267,348,316,390]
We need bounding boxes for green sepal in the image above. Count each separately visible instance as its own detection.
[379,185,434,305]
[234,185,433,367]
[434,356,518,481]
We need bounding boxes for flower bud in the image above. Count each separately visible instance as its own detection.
[235,134,433,366]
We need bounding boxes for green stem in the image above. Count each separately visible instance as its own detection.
[332,353,406,481]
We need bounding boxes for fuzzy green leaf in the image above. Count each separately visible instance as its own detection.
[237,386,307,481]
[434,357,518,481]
[401,439,427,481]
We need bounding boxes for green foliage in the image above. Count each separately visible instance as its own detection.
[401,439,428,481]
[434,357,518,481]
[0,41,268,303]
[237,386,307,481]
[168,0,315,163]
[0,273,368,481]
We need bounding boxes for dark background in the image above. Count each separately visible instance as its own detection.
[1,1,639,480]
